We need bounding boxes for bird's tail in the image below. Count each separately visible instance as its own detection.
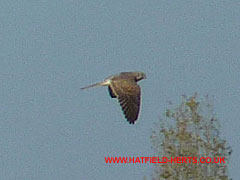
[80,82,103,90]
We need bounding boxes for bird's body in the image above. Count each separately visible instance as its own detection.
[81,72,146,124]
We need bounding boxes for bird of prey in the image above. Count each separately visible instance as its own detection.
[81,72,146,124]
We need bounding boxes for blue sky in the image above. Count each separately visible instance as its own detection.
[0,1,239,179]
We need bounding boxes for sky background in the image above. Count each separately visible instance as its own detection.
[0,0,239,179]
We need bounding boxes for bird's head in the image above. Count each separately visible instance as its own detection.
[135,72,146,81]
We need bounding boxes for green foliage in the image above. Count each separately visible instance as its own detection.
[150,94,231,180]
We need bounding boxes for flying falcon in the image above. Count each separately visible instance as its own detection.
[81,72,146,124]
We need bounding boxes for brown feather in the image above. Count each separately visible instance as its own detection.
[109,79,141,124]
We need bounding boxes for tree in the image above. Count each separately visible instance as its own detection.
[150,94,232,180]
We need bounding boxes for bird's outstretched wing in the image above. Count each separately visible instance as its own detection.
[109,79,141,124]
